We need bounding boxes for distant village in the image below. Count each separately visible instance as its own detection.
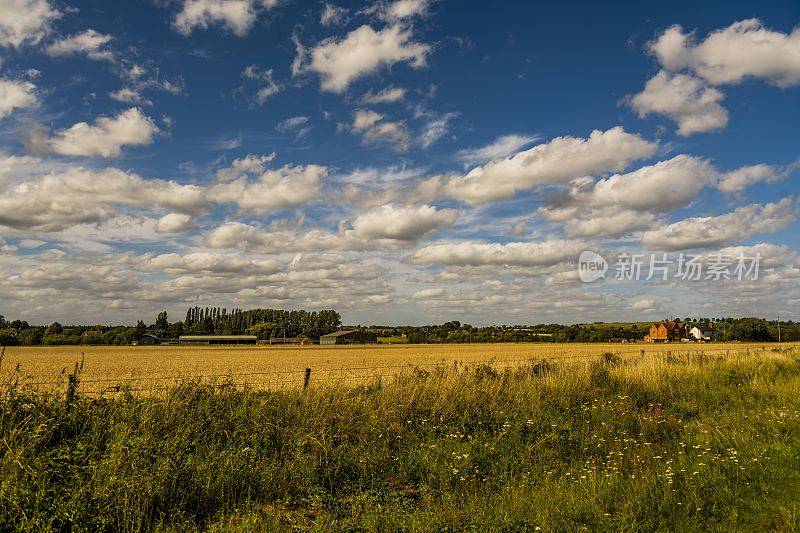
[643,320,716,343]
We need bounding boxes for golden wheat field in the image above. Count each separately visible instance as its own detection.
[3,342,797,395]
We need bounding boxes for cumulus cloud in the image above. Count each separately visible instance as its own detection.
[0,163,206,231]
[215,153,276,181]
[361,86,406,104]
[352,204,457,241]
[442,127,657,204]
[628,71,728,136]
[45,29,114,61]
[716,164,783,193]
[204,221,375,253]
[207,163,327,213]
[42,108,159,158]
[172,0,278,36]
[146,252,280,274]
[0,78,37,119]
[350,108,410,151]
[456,134,541,165]
[155,213,195,234]
[0,0,60,48]
[641,197,797,250]
[554,155,716,213]
[539,206,658,238]
[296,24,429,92]
[412,239,587,267]
[650,19,800,87]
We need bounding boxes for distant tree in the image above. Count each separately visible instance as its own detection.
[155,311,169,330]
[46,322,63,335]
[19,328,44,346]
[135,320,147,339]
[0,328,18,346]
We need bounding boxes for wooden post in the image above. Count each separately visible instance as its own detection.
[640,349,645,358]
[303,367,311,392]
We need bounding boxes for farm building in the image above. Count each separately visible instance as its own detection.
[267,338,314,345]
[178,335,257,345]
[137,334,162,346]
[319,330,378,345]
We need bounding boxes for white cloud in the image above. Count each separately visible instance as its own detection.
[412,239,587,267]
[0,78,37,119]
[352,204,457,241]
[0,162,206,231]
[204,221,376,253]
[351,108,410,151]
[0,0,60,48]
[172,0,277,36]
[641,198,797,250]
[45,29,114,61]
[44,108,159,158]
[557,155,716,213]
[628,71,728,136]
[208,163,327,213]
[298,24,429,92]
[361,86,406,104]
[320,3,348,26]
[146,252,280,274]
[418,111,456,149]
[716,164,782,193]
[650,19,800,87]
[276,115,309,134]
[368,0,432,21]
[215,153,276,181]
[456,134,540,165]
[413,287,445,298]
[443,127,657,204]
[540,207,657,238]
[241,65,282,104]
[109,87,152,106]
[155,213,195,234]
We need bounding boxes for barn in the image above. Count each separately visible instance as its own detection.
[137,334,162,346]
[178,335,258,345]
[319,330,378,345]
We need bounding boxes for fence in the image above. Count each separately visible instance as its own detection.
[3,343,799,398]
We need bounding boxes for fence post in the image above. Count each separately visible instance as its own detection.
[640,349,645,358]
[303,368,311,392]
[66,362,79,405]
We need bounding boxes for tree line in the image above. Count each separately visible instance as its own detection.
[0,307,342,346]
[0,314,797,346]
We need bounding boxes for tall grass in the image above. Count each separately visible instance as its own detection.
[2,350,800,531]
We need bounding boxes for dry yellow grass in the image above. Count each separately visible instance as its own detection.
[2,342,795,394]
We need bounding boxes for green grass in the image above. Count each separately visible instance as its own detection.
[377,336,408,344]
[2,350,800,531]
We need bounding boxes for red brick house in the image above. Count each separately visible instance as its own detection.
[644,320,688,342]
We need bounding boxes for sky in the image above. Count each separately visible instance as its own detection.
[0,0,799,326]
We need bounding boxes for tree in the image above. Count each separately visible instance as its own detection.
[46,322,63,335]
[135,320,147,339]
[155,311,169,330]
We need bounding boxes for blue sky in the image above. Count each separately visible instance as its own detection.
[0,0,799,325]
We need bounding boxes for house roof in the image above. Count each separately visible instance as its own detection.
[319,330,360,338]
[179,335,257,341]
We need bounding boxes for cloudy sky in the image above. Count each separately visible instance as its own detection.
[0,0,799,325]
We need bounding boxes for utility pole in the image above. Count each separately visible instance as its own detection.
[778,316,781,344]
